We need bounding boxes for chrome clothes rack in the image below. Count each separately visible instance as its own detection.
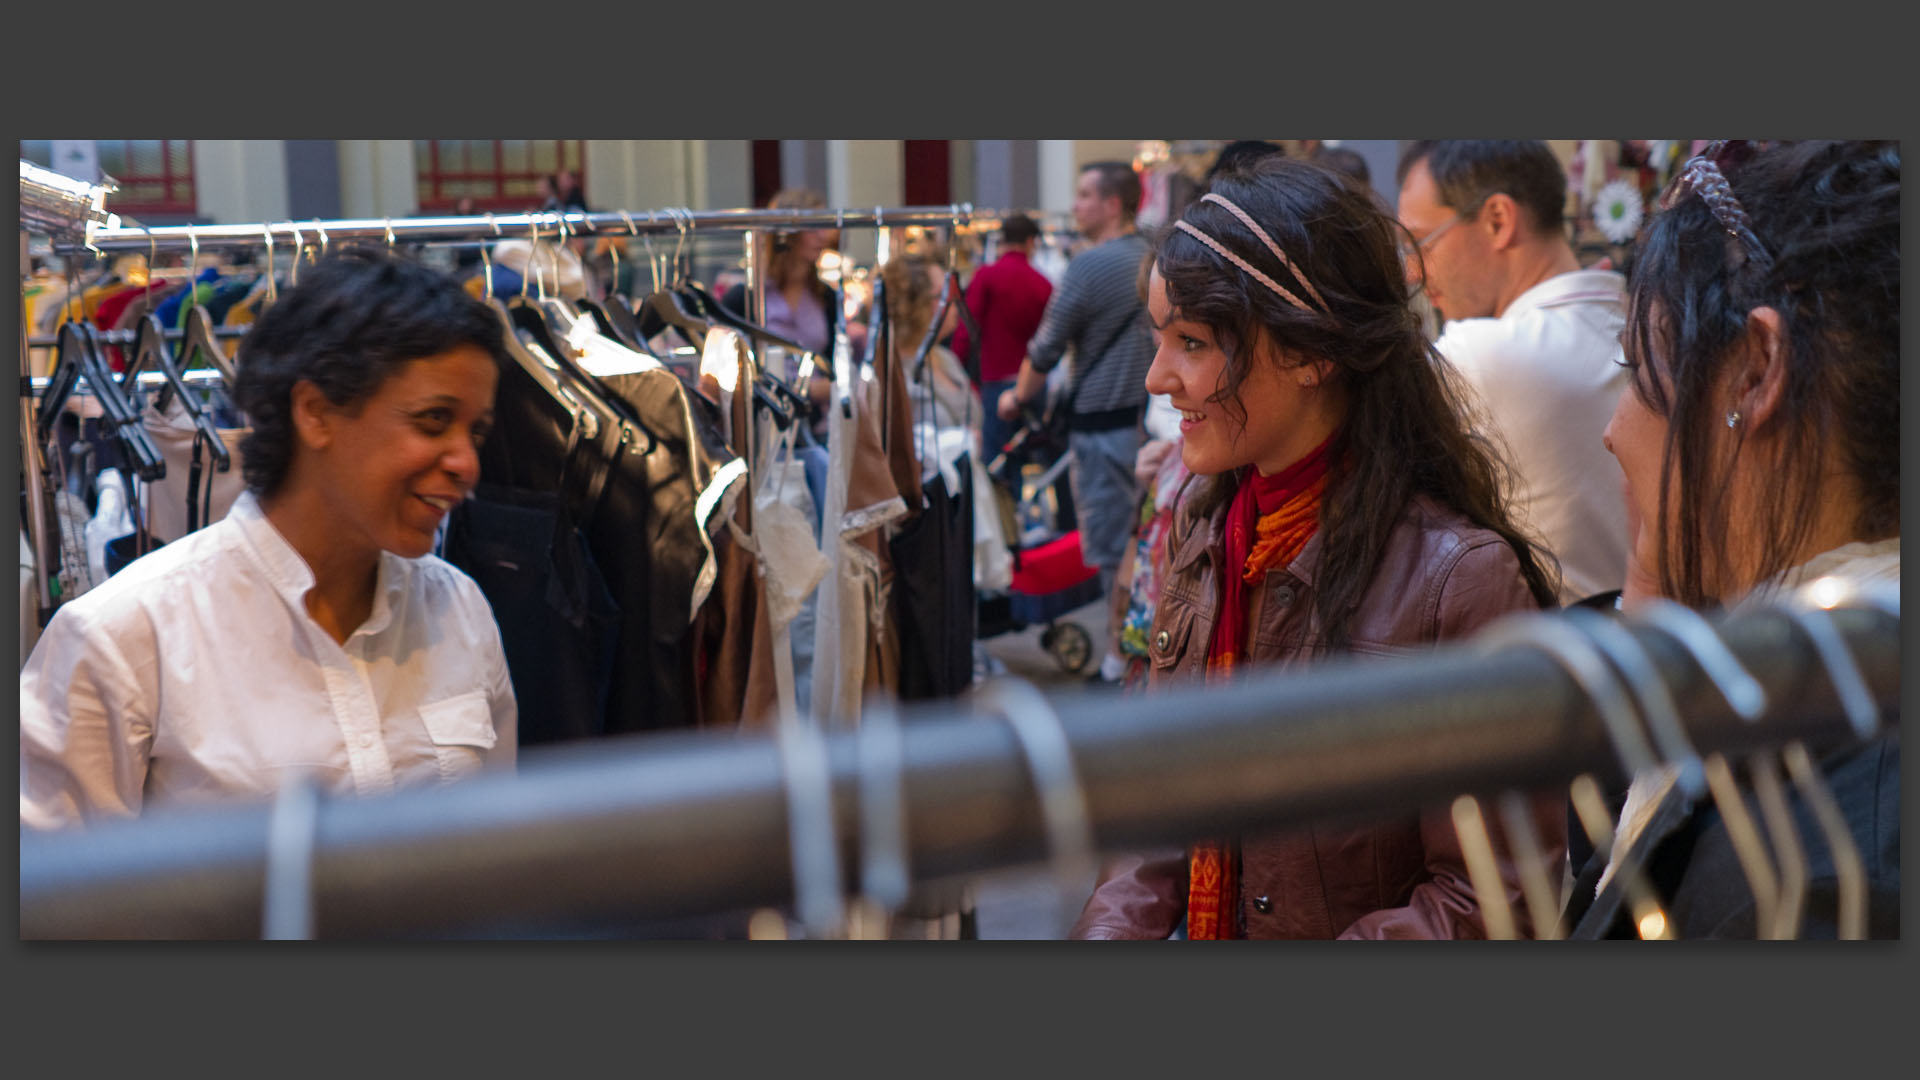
[43,206,977,253]
[18,590,1897,939]
[18,186,977,629]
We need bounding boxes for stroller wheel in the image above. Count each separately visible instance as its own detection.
[1042,622,1093,674]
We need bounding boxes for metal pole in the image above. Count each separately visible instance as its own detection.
[743,229,765,326]
[20,315,56,618]
[18,601,1896,939]
[47,206,978,254]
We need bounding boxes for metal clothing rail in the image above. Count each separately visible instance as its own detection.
[18,591,1898,939]
[44,205,978,254]
[26,325,249,350]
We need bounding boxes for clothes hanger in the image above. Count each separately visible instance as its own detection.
[571,211,647,351]
[851,694,912,941]
[775,715,848,939]
[544,215,669,382]
[510,229,648,434]
[46,321,169,483]
[1739,588,1899,939]
[973,677,1097,939]
[1563,605,1786,938]
[285,222,303,287]
[479,227,606,447]
[1477,612,1672,938]
[636,210,711,352]
[1449,794,1520,940]
[1762,581,1895,939]
[262,769,322,940]
[1744,750,1808,939]
[125,313,232,474]
[943,209,986,386]
[1495,789,1568,940]
[156,226,241,415]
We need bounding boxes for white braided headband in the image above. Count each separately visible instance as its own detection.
[1172,192,1329,314]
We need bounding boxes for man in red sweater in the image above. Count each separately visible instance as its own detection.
[953,213,1052,481]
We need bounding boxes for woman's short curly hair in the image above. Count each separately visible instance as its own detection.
[232,248,512,496]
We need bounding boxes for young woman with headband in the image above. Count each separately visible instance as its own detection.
[1072,157,1564,940]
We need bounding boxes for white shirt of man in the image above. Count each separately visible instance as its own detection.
[1434,268,1630,603]
[21,489,517,830]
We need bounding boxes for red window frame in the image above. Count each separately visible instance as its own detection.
[415,140,585,212]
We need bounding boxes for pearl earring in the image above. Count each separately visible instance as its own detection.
[1726,409,1741,428]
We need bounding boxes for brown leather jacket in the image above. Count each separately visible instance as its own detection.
[1071,482,1568,940]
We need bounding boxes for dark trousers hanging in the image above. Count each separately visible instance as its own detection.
[889,454,977,701]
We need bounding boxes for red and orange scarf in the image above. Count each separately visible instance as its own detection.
[1186,433,1334,939]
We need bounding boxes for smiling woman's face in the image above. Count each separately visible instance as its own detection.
[296,345,498,561]
[1142,265,1334,478]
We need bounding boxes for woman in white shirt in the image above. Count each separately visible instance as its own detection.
[21,249,518,829]
[1577,140,1899,937]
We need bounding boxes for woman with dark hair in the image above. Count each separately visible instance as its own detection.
[22,250,517,829]
[1072,156,1564,940]
[1571,140,1900,938]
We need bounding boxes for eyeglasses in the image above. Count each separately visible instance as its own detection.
[1398,194,1494,262]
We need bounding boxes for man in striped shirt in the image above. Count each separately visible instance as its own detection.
[996,161,1155,601]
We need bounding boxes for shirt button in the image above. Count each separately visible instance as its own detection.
[358,733,376,749]
[1273,586,1295,608]
[1154,630,1171,652]
[1253,896,1273,914]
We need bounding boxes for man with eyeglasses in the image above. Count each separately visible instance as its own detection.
[1395,140,1630,606]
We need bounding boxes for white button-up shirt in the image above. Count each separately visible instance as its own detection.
[21,490,516,830]
[1435,269,1631,603]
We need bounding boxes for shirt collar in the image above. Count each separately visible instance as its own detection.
[227,489,408,640]
[1739,537,1901,611]
[1500,268,1626,322]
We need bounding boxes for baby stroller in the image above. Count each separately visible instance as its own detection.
[975,417,1103,674]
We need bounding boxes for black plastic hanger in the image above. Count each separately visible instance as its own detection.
[636,287,710,352]
[125,313,232,473]
[41,322,167,482]
[155,303,241,417]
[945,267,984,386]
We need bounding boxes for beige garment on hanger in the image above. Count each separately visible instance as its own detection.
[137,396,251,545]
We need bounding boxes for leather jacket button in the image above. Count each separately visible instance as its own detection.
[1154,630,1171,652]
[1272,585,1295,608]
[1253,896,1273,914]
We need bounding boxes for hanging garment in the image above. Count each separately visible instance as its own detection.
[732,411,829,728]
[810,347,909,730]
[444,422,622,746]
[153,268,219,329]
[696,334,766,729]
[84,468,134,584]
[50,489,94,602]
[458,321,745,737]
[888,455,974,701]
[136,394,251,545]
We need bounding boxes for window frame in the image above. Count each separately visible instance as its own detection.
[414,140,586,213]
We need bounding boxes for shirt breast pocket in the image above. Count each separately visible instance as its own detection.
[418,690,497,785]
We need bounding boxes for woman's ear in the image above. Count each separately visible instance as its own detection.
[1297,356,1337,388]
[288,379,335,452]
[1733,307,1789,430]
